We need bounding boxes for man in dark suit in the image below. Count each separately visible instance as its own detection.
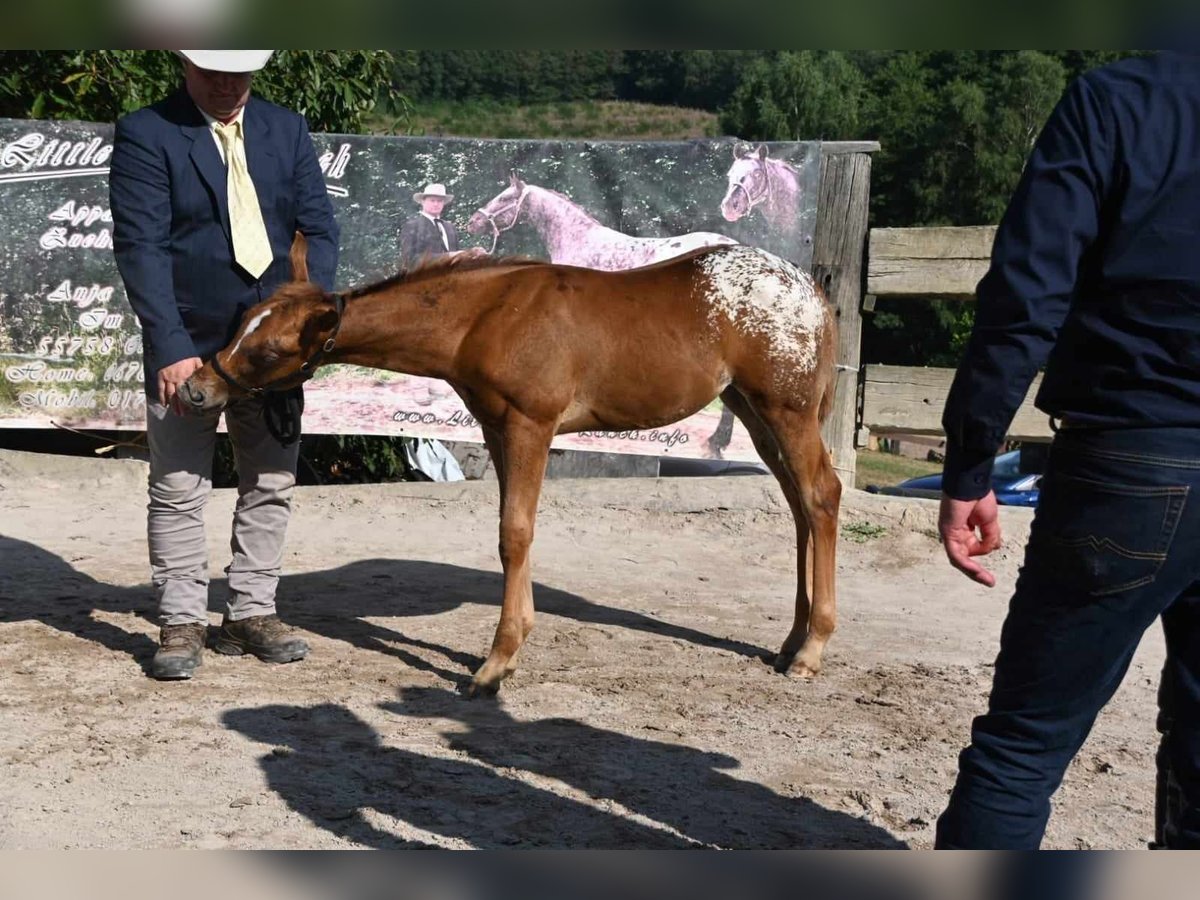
[110,50,339,680]
[399,182,459,268]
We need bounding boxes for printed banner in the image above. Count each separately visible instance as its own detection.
[0,118,819,461]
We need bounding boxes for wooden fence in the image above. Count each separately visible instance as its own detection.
[823,221,1054,486]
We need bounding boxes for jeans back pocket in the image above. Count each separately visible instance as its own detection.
[1028,472,1187,597]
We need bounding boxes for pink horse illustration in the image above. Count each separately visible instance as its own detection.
[719,144,803,233]
[466,171,736,270]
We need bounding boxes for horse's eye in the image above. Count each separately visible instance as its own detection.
[258,348,281,364]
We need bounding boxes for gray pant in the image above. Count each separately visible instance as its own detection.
[146,398,299,626]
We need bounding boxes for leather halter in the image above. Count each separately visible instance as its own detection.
[475,185,530,254]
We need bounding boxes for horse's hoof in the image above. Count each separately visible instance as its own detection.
[773,651,797,673]
[465,667,504,698]
[774,650,820,678]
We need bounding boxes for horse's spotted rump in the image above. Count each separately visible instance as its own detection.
[697,246,826,376]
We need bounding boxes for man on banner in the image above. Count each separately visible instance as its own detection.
[399,182,460,269]
[110,49,340,680]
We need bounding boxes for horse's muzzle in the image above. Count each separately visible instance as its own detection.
[720,198,745,222]
[178,376,224,414]
[466,211,488,235]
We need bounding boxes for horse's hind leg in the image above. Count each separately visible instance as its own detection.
[468,413,555,697]
[719,388,815,672]
[763,405,841,676]
[727,389,841,676]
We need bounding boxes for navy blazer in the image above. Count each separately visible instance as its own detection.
[109,89,339,393]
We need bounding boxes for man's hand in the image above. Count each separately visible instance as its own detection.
[939,491,1002,587]
[157,357,203,412]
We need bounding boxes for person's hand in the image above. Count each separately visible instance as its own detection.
[939,491,1002,587]
[157,357,203,413]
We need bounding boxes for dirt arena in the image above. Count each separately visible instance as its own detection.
[0,448,1166,849]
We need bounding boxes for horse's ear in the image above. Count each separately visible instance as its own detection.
[509,169,523,187]
[756,144,768,161]
[289,231,309,283]
[300,301,338,344]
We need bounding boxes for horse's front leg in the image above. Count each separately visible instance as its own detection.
[468,413,555,696]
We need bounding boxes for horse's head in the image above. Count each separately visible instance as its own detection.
[720,144,770,222]
[467,170,529,237]
[178,233,344,414]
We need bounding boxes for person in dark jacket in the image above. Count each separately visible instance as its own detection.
[936,51,1200,848]
[110,49,339,680]
[399,182,460,268]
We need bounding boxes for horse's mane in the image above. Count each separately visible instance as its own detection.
[344,252,544,299]
[735,148,801,179]
[771,157,801,178]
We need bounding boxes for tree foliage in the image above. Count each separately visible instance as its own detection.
[0,50,407,133]
[721,52,865,142]
[718,50,1138,363]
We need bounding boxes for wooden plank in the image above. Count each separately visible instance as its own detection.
[813,151,873,487]
[861,364,1054,441]
[867,226,997,299]
[821,141,881,155]
[871,226,997,259]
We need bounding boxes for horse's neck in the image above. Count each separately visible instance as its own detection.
[524,186,612,258]
[333,277,485,379]
[762,161,799,224]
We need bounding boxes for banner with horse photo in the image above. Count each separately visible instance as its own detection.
[0,119,819,461]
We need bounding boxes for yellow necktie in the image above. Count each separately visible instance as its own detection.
[214,120,273,280]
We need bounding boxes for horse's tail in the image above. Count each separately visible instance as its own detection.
[816,301,839,426]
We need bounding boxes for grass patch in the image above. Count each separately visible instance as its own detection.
[373,100,721,141]
[842,521,888,543]
[854,449,942,491]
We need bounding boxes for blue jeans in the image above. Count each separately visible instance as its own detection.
[936,426,1200,848]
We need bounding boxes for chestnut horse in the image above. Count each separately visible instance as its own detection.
[180,235,841,695]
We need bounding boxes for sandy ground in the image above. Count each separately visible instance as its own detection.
[0,448,1166,849]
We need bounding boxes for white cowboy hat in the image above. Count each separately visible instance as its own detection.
[413,183,454,204]
[176,50,275,73]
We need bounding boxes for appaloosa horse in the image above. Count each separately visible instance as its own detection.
[467,171,736,270]
[180,235,841,696]
[720,144,804,233]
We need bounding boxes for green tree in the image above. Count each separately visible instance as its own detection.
[0,50,407,133]
[406,50,622,104]
[718,51,865,141]
[921,51,1067,226]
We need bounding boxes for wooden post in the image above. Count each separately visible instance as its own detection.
[813,142,877,489]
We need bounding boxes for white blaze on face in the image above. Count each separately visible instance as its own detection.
[722,158,759,217]
[697,245,826,376]
[229,308,273,357]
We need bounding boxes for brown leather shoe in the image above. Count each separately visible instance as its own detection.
[152,622,207,680]
[214,614,309,663]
